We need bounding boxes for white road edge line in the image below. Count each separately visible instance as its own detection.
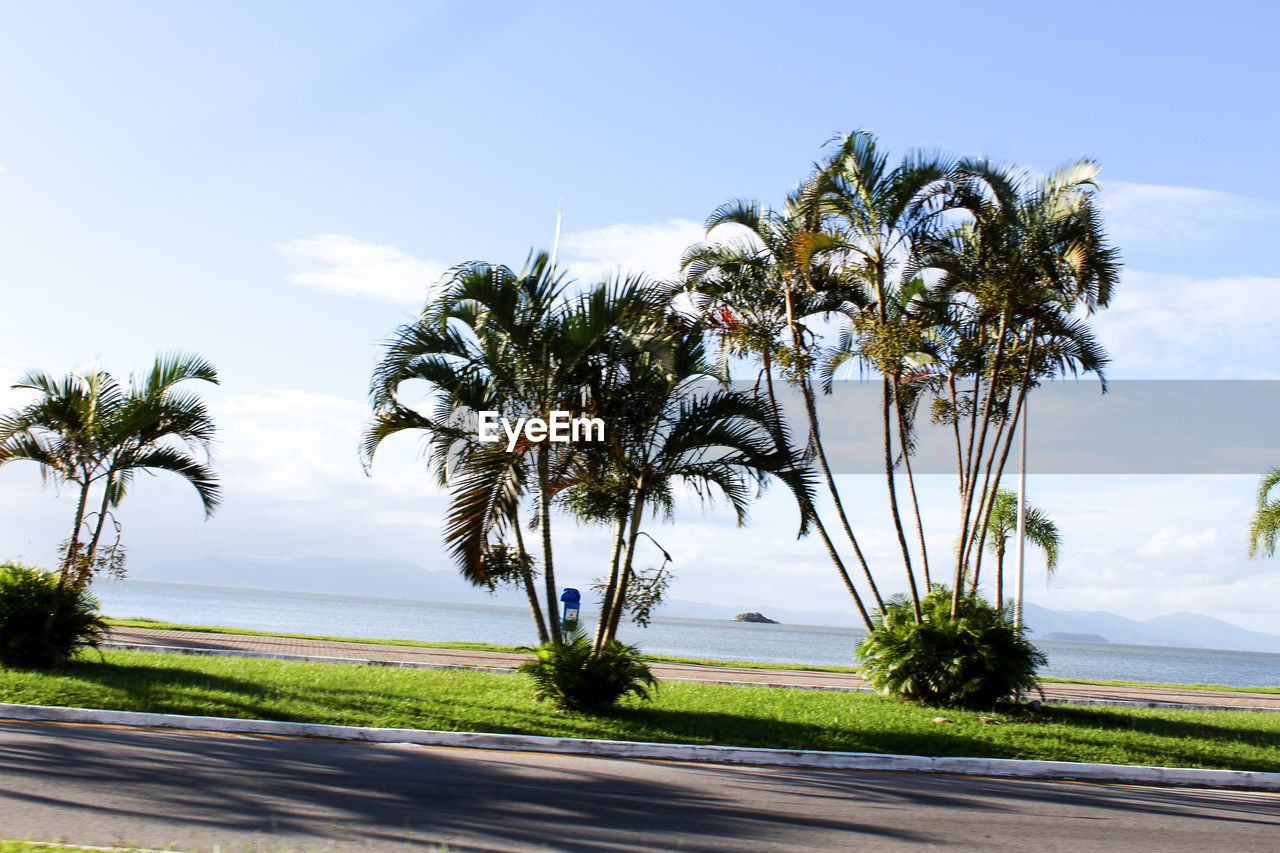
[2,702,1278,792]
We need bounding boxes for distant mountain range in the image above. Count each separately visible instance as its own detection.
[131,556,1280,655]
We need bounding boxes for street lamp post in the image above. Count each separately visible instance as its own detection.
[1014,396,1028,628]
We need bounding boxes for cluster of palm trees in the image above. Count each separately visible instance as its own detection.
[367,130,1118,646]
[681,130,1117,630]
[0,353,221,593]
[363,257,812,649]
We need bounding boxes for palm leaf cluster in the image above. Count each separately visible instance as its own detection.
[1248,468,1280,559]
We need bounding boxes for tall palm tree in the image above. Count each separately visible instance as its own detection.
[1248,467,1280,558]
[365,252,570,643]
[815,131,960,619]
[560,293,815,649]
[682,193,881,631]
[923,159,1118,612]
[0,353,220,590]
[979,488,1060,609]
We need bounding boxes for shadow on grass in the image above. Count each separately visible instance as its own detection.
[11,657,1280,774]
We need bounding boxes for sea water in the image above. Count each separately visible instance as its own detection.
[93,580,1280,688]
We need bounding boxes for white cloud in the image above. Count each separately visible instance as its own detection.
[1099,181,1277,252]
[277,233,447,304]
[559,218,705,283]
[0,358,32,412]
[1092,269,1280,378]
[215,389,440,504]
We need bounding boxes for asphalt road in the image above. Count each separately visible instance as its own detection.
[1,721,1277,852]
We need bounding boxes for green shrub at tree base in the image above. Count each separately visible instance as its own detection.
[855,587,1045,709]
[518,621,657,713]
[0,563,105,669]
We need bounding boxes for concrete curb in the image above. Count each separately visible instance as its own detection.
[3,702,1278,791]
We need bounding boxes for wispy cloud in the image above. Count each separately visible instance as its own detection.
[1092,270,1280,378]
[1099,182,1277,252]
[277,233,447,304]
[0,357,33,411]
[559,218,705,283]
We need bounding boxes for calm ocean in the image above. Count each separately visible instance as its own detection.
[93,580,1280,688]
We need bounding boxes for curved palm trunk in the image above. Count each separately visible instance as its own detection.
[536,448,561,644]
[883,374,921,620]
[778,276,883,615]
[593,511,629,651]
[948,373,965,488]
[510,519,548,644]
[954,315,1008,615]
[897,398,931,589]
[46,470,94,644]
[84,471,117,584]
[760,347,874,633]
[603,490,647,646]
[970,334,1037,602]
[59,474,93,587]
[962,390,1014,576]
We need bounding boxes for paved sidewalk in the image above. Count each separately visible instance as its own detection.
[104,626,1280,712]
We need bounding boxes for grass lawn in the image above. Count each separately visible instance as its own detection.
[106,617,1280,690]
[3,649,1279,773]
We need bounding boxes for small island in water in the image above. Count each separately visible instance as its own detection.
[734,612,779,624]
[1043,632,1109,643]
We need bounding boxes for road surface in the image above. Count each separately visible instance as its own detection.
[1,719,1277,852]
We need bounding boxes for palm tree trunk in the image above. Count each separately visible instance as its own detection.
[948,373,964,489]
[800,376,884,613]
[536,448,561,644]
[59,475,93,587]
[84,475,115,586]
[510,519,548,644]
[972,333,1038,603]
[954,315,1008,614]
[761,346,874,633]
[46,472,93,645]
[963,389,1014,578]
[897,397,931,589]
[781,278,883,615]
[995,541,1006,609]
[883,374,921,620]
[604,490,647,645]
[594,511,629,651]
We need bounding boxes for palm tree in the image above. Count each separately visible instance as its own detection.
[365,252,569,643]
[923,158,1119,612]
[1248,467,1280,558]
[979,488,1060,609]
[682,193,881,632]
[560,291,815,649]
[0,353,220,590]
[815,131,959,620]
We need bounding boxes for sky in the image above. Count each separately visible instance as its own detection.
[2,1,1279,632]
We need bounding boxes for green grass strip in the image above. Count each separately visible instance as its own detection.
[106,617,1280,689]
[4,649,1279,773]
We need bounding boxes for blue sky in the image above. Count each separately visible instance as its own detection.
[2,2,1279,633]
